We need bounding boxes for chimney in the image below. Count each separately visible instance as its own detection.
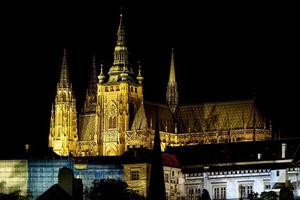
[281,143,287,159]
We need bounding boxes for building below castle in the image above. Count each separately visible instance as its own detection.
[1,139,299,199]
[48,11,271,157]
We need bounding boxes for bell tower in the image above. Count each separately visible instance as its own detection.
[48,49,78,156]
[96,12,144,156]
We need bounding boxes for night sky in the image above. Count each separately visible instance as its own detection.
[1,1,298,155]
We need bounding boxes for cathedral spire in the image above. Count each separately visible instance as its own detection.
[89,53,98,88]
[113,11,128,66]
[83,54,98,113]
[58,48,70,88]
[108,9,133,83]
[168,48,176,85]
[166,48,178,113]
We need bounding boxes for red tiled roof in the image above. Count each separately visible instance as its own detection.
[162,153,180,168]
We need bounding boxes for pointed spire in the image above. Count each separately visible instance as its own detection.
[148,112,166,200]
[98,63,106,83]
[89,53,98,87]
[59,48,70,88]
[51,103,54,114]
[166,48,178,113]
[168,48,176,85]
[136,61,144,84]
[112,10,128,66]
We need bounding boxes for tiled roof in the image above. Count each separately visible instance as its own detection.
[162,153,180,168]
[79,113,96,141]
[132,100,266,133]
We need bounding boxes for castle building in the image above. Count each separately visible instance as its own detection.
[48,49,78,156]
[48,12,271,157]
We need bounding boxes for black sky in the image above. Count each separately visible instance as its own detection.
[1,1,299,154]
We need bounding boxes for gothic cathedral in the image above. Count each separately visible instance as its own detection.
[49,12,272,157]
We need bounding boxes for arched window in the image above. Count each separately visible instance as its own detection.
[109,116,117,128]
[108,102,117,129]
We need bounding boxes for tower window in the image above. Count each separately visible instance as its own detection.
[135,88,137,93]
[109,116,117,128]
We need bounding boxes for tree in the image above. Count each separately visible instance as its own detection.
[260,191,278,200]
[199,189,211,200]
[249,191,259,200]
[87,179,146,200]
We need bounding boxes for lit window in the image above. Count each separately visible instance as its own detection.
[264,183,271,190]
[165,173,169,182]
[213,186,226,200]
[239,184,253,199]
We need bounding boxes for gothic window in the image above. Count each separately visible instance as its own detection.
[109,116,117,128]
[129,102,135,128]
[108,102,117,129]
[110,86,114,91]
[105,87,108,92]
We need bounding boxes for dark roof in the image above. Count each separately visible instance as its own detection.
[122,148,180,168]
[166,138,300,171]
[36,184,73,200]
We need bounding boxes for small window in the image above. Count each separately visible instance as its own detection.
[135,87,137,93]
[277,171,280,176]
[131,171,139,180]
[165,174,169,182]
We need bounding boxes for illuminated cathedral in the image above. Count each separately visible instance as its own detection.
[48,12,272,157]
